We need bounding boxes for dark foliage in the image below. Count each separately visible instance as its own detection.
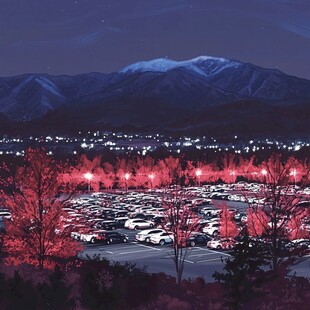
[213,234,270,309]
[0,267,75,310]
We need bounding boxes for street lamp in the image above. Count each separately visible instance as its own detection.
[148,173,155,190]
[84,172,93,192]
[261,169,267,184]
[124,173,130,193]
[290,168,297,186]
[230,170,236,183]
[195,169,202,187]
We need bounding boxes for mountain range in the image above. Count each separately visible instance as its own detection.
[0,56,310,137]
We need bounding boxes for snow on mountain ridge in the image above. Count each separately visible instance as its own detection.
[120,56,241,77]
[35,76,64,98]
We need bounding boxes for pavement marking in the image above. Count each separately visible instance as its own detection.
[196,257,228,263]
[118,249,155,255]
[183,259,195,264]
[135,243,162,251]
[205,250,232,257]
[103,250,114,254]
[188,252,220,257]
[196,247,214,251]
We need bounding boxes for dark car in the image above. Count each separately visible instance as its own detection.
[285,239,310,255]
[152,216,165,226]
[186,233,212,247]
[94,231,129,244]
[106,210,128,220]
[94,220,117,230]
[128,213,146,219]
[113,217,129,228]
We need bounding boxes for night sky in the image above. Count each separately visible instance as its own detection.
[1,0,310,79]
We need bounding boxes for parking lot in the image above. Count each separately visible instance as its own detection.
[53,181,307,279]
[79,227,232,280]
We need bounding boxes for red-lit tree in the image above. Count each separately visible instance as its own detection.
[219,204,239,238]
[133,156,157,189]
[238,156,256,181]
[246,208,269,237]
[159,156,183,187]
[115,158,134,190]
[0,148,82,269]
[101,162,115,190]
[75,154,103,191]
[247,154,310,271]
[287,211,308,240]
[220,154,239,183]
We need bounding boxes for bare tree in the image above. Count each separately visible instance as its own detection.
[161,194,201,284]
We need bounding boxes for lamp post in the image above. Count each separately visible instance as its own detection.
[124,173,130,193]
[84,172,93,193]
[230,170,236,183]
[195,169,202,187]
[148,173,155,191]
[290,169,297,186]
[261,169,267,184]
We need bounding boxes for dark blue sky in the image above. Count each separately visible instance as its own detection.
[1,0,310,79]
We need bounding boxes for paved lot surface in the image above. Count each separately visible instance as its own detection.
[79,228,232,281]
[80,226,310,281]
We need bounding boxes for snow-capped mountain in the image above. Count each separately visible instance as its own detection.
[0,56,310,136]
[120,56,241,77]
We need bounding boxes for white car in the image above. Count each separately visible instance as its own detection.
[150,232,174,245]
[80,230,106,243]
[201,208,221,217]
[127,219,154,230]
[125,218,148,229]
[202,223,220,236]
[207,238,236,250]
[135,228,165,243]
[0,211,12,220]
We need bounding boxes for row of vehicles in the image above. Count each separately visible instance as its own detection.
[62,182,310,252]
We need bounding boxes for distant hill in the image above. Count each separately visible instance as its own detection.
[0,56,310,137]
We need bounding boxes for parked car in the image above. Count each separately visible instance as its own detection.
[201,207,221,217]
[70,225,92,240]
[127,219,154,230]
[135,228,165,243]
[286,239,310,253]
[0,210,12,220]
[102,232,129,245]
[185,233,212,247]
[105,210,128,220]
[207,238,236,250]
[150,232,174,245]
[202,223,220,236]
[83,230,128,244]
[113,217,129,228]
[94,220,117,230]
[128,212,146,219]
[151,215,165,226]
